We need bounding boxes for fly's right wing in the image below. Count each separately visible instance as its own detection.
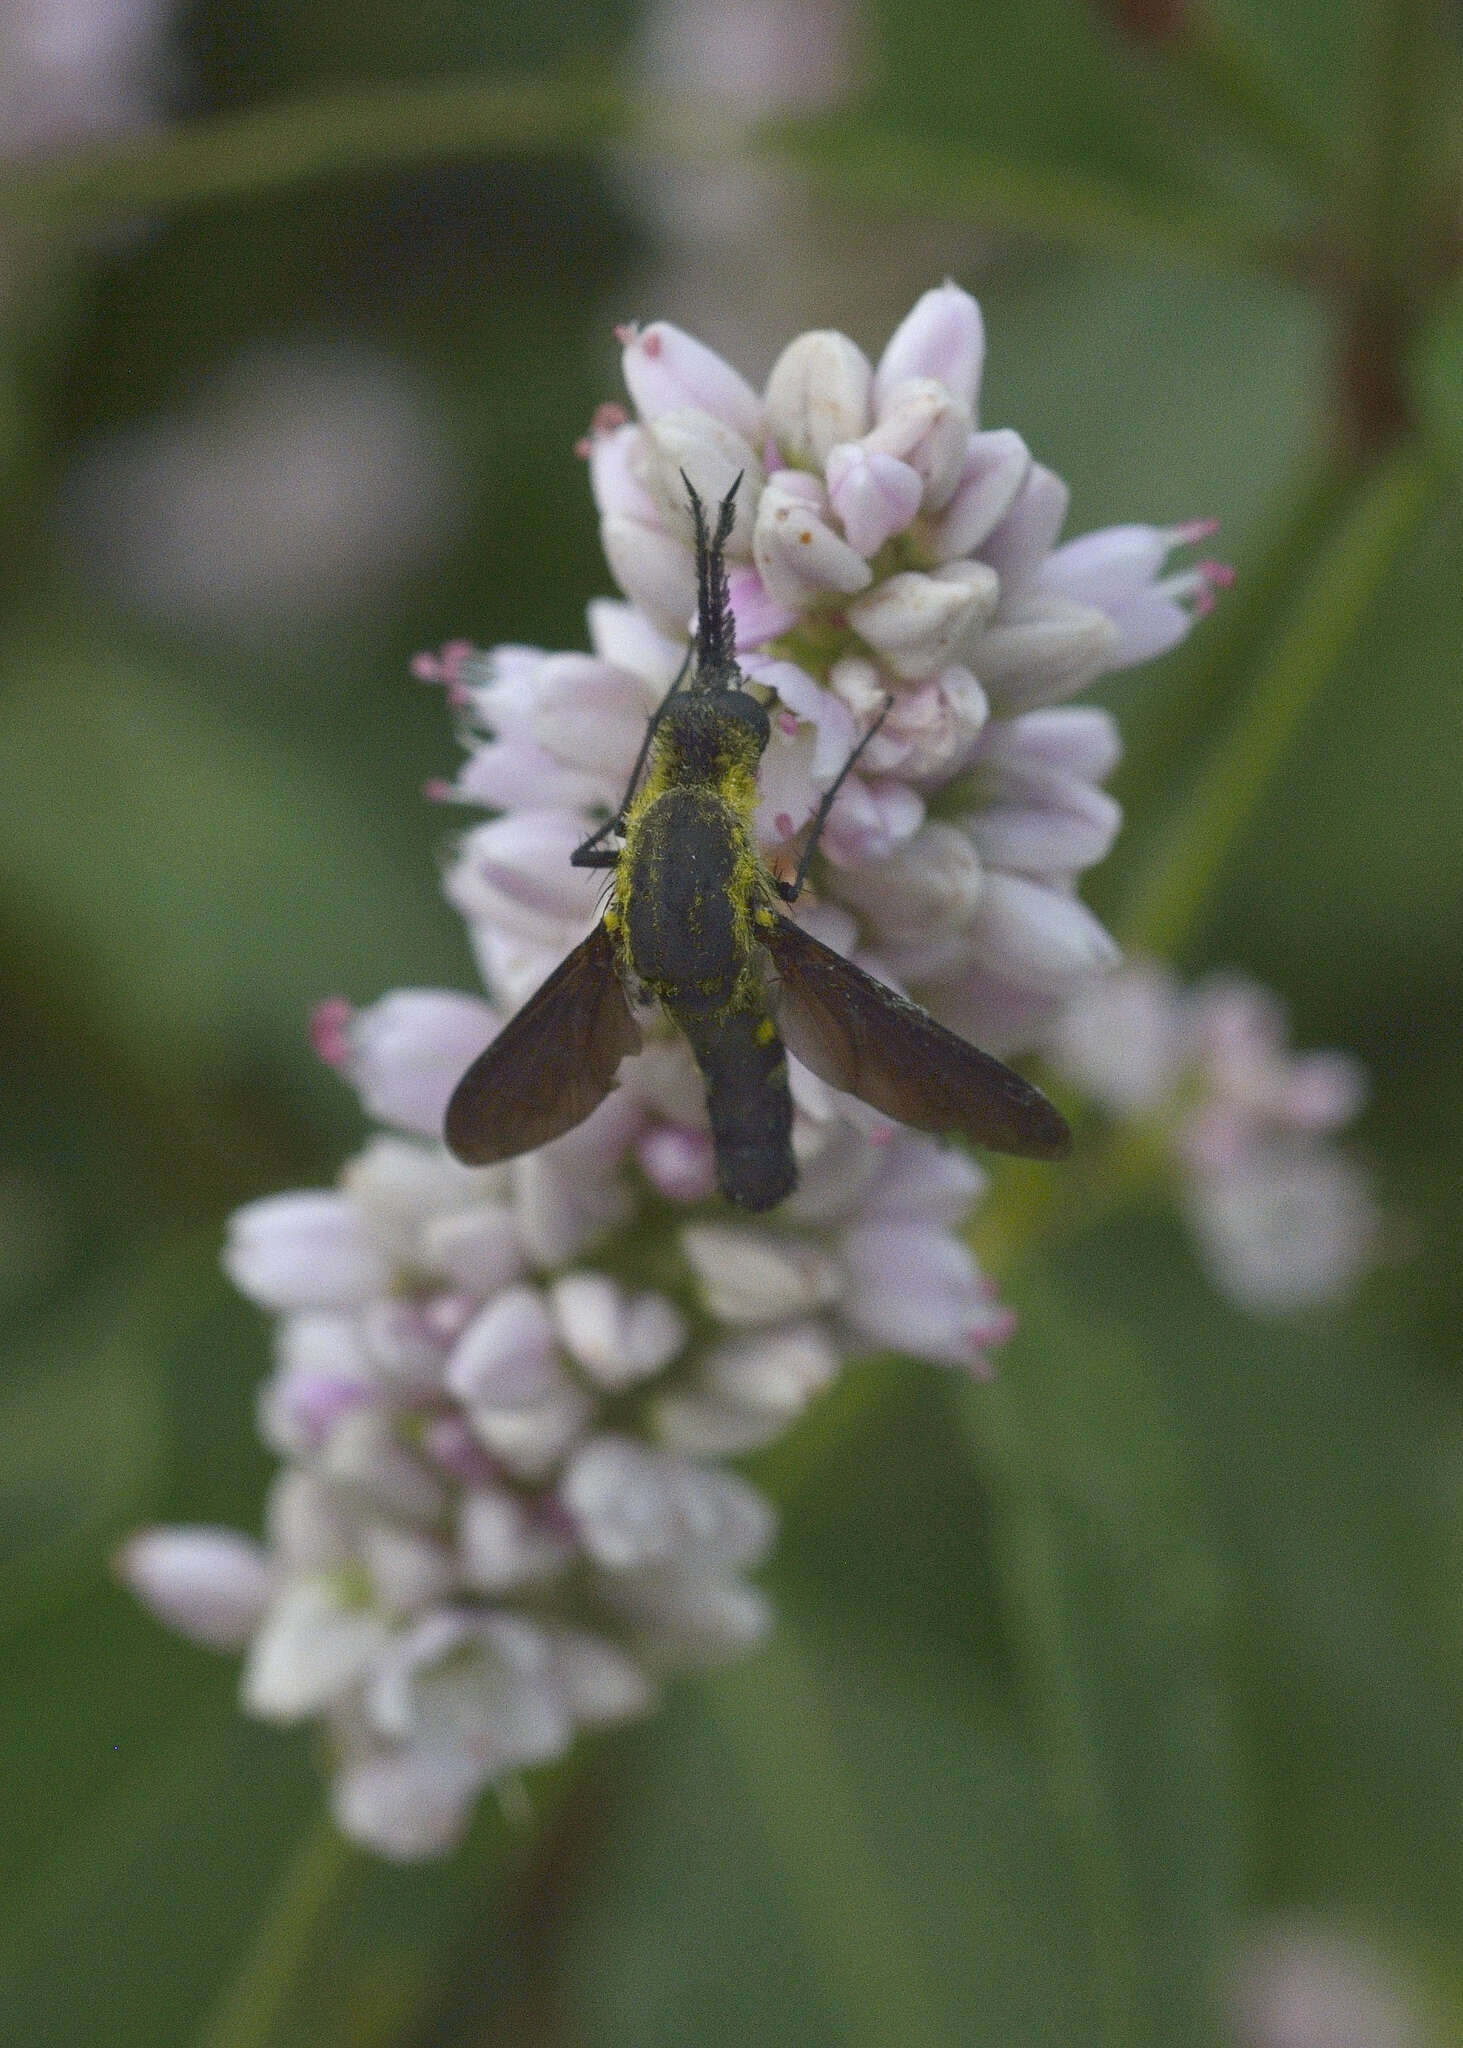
[444,921,641,1166]
[763,913,1071,1161]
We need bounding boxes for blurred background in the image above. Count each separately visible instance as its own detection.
[1,1,1461,2043]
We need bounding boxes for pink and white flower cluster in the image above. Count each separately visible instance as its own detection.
[125,286,1222,1858]
[434,281,1227,1047]
[1049,961,1380,1311]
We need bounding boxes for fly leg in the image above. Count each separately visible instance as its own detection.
[774,695,895,904]
[570,641,694,868]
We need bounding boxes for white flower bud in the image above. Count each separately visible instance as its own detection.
[966,871,1121,991]
[459,1487,571,1592]
[641,408,762,554]
[331,1745,479,1860]
[680,1222,842,1323]
[864,377,971,511]
[874,283,985,414]
[420,1202,523,1297]
[545,1628,654,1725]
[832,821,984,943]
[347,989,497,1139]
[359,1522,455,1614]
[318,1407,449,1526]
[825,442,923,556]
[549,1271,688,1389]
[223,1191,388,1312]
[117,1527,273,1650]
[445,812,606,936]
[601,1563,773,1665]
[840,1222,1012,1370]
[847,562,997,681]
[242,1577,390,1720]
[446,1286,593,1479]
[752,472,873,609]
[560,1436,775,1571]
[600,513,699,635]
[970,594,1119,712]
[621,320,763,440]
[764,329,873,470]
[925,428,1031,562]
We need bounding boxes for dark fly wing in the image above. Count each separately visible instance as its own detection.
[764,914,1071,1161]
[444,921,641,1166]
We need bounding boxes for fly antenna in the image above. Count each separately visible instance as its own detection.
[683,470,741,682]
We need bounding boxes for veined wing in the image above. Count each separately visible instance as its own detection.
[445,921,641,1165]
[763,913,1071,1161]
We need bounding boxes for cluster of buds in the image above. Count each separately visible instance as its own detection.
[125,285,1226,1857]
[1049,961,1380,1310]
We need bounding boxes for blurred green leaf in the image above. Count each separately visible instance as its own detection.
[0,641,455,1087]
[771,120,1293,275]
[0,1243,212,1631]
[957,1279,1243,2048]
[1413,273,1463,466]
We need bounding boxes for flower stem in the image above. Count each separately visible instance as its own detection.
[708,1633,960,2048]
[1177,2,1350,201]
[0,75,635,228]
[1116,442,1440,960]
[192,1813,357,2048]
[955,1377,1153,2047]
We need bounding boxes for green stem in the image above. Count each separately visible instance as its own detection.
[0,75,636,227]
[192,1813,357,2048]
[955,1377,1151,2047]
[1180,2,1350,200]
[771,119,1292,277]
[1116,443,1440,960]
[708,1635,959,2048]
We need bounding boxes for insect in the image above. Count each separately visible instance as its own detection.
[445,476,1071,1207]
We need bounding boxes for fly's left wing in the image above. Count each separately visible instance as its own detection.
[763,913,1071,1161]
[445,921,641,1166]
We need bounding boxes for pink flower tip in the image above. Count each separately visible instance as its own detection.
[411,639,476,693]
[310,998,354,1069]
[613,322,640,348]
[1191,560,1236,616]
[574,403,629,458]
[422,776,456,804]
[1174,516,1221,545]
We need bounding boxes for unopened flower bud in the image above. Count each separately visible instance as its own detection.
[825,441,923,555]
[764,329,873,470]
[641,408,762,554]
[847,563,997,681]
[925,428,1031,562]
[753,472,873,609]
[117,1528,273,1650]
[865,377,971,511]
[873,282,985,414]
[620,320,763,440]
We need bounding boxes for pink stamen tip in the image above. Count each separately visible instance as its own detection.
[613,322,639,348]
[410,652,441,683]
[776,710,799,736]
[309,997,353,1068]
[773,811,795,838]
[573,436,591,460]
[422,777,455,803]
[1191,560,1235,616]
[1175,516,1221,545]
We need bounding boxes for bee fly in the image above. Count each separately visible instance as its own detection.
[444,476,1071,1207]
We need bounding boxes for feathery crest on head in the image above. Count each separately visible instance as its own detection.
[683,471,741,683]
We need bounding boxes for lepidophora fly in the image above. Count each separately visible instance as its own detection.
[445,476,1071,1207]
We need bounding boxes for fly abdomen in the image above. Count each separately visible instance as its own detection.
[675,1001,796,1211]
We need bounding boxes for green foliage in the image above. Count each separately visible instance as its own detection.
[2,0,1461,2042]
